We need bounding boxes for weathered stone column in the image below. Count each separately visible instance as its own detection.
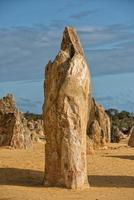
[43,27,91,189]
[0,94,32,149]
[128,126,134,147]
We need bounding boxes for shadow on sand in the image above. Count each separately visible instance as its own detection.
[105,155,134,160]
[88,175,134,188]
[0,167,133,188]
[0,168,44,187]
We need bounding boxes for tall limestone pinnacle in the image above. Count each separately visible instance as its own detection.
[43,26,91,189]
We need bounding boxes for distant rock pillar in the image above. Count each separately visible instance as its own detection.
[128,126,134,147]
[43,27,91,189]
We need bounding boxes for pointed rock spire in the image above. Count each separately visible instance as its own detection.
[43,26,91,189]
[61,26,84,57]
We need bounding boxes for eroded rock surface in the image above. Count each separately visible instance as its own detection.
[0,94,32,149]
[89,120,102,149]
[87,98,111,149]
[86,135,94,154]
[128,126,134,147]
[111,127,127,143]
[27,119,44,142]
[43,27,90,189]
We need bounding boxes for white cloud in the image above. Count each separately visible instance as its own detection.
[0,23,134,81]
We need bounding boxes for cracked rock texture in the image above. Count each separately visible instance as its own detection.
[43,27,90,189]
[0,94,32,149]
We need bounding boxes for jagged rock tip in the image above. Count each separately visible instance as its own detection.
[61,26,84,57]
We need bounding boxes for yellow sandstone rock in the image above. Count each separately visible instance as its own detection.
[43,27,91,189]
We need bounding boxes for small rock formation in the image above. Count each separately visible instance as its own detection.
[0,94,32,148]
[86,135,94,155]
[87,98,111,149]
[27,119,44,142]
[111,127,126,143]
[128,126,134,147]
[43,27,90,189]
[89,120,102,149]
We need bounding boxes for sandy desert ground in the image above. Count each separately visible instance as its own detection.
[0,142,133,200]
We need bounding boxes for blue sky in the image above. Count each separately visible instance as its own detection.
[0,0,134,113]
[0,73,134,113]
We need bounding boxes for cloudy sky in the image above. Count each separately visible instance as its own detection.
[0,0,134,113]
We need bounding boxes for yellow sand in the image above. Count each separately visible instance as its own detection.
[0,142,133,200]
